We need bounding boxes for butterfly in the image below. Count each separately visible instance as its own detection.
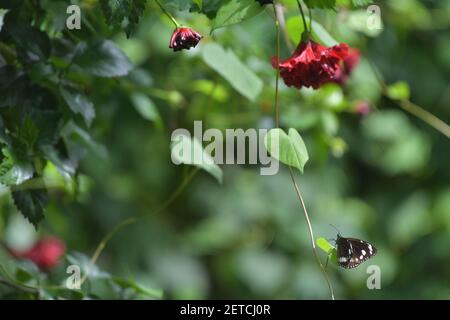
[335,234,377,269]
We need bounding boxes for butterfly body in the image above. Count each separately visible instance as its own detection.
[336,234,377,269]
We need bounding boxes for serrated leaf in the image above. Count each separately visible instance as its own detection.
[60,87,96,127]
[100,0,147,37]
[212,0,264,31]
[12,189,49,229]
[264,128,309,173]
[171,134,222,183]
[201,43,263,101]
[0,149,33,186]
[73,40,133,78]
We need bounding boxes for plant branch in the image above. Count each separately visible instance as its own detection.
[368,59,450,139]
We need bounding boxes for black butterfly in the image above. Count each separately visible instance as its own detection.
[336,234,377,269]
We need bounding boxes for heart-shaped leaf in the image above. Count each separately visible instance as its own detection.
[264,128,309,173]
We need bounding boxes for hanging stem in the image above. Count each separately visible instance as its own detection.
[273,3,281,125]
[288,167,335,300]
[155,0,180,28]
[273,1,335,300]
[296,0,309,33]
[308,6,313,32]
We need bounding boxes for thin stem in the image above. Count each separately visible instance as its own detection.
[288,167,335,300]
[308,6,313,32]
[273,4,334,300]
[141,167,200,218]
[397,100,450,139]
[273,3,281,126]
[296,0,309,33]
[80,167,199,286]
[368,59,450,139]
[155,0,180,28]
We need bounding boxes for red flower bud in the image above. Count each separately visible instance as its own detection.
[355,101,371,116]
[169,27,203,52]
[10,237,65,271]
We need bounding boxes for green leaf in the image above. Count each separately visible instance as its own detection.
[386,81,410,100]
[286,16,338,46]
[100,0,147,37]
[0,9,8,32]
[304,0,336,9]
[336,0,373,7]
[212,0,264,31]
[316,237,338,265]
[73,40,134,78]
[163,0,193,11]
[171,134,222,183]
[60,87,96,127]
[130,93,162,128]
[111,277,163,298]
[189,0,222,18]
[0,149,33,186]
[201,43,263,101]
[12,189,49,229]
[264,128,309,173]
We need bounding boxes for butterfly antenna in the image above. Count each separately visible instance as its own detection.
[329,224,341,236]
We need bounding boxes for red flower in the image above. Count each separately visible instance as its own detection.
[272,40,359,89]
[331,44,360,84]
[169,27,203,52]
[10,237,65,270]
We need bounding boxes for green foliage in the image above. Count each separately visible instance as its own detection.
[286,16,338,46]
[264,128,309,174]
[72,40,134,78]
[201,43,263,101]
[100,0,147,37]
[316,237,337,265]
[212,0,264,31]
[0,0,448,301]
[12,189,49,229]
[171,134,223,183]
[304,0,336,9]
[386,81,411,101]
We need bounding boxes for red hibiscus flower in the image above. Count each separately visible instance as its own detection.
[9,237,65,270]
[330,44,360,84]
[272,40,359,89]
[169,27,203,52]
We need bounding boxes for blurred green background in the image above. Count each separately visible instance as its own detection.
[0,0,449,299]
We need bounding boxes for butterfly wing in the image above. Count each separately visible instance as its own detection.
[336,236,377,269]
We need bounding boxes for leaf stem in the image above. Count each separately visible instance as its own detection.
[155,0,180,28]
